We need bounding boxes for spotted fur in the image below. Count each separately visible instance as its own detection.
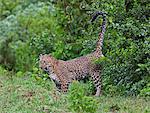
[39,11,107,96]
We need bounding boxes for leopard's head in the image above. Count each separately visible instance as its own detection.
[39,54,54,74]
[39,54,60,86]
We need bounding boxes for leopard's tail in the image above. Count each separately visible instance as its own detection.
[91,11,107,53]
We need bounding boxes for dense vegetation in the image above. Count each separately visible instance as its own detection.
[0,0,149,104]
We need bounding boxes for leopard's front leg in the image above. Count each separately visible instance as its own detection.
[58,73,70,93]
[60,81,70,93]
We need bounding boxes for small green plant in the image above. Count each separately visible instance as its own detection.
[0,66,8,75]
[93,56,111,66]
[139,83,150,97]
[68,81,98,113]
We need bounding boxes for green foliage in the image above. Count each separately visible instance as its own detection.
[94,56,111,66]
[0,66,8,75]
[140,83,150,97]
[0,1,60,70]
[14,41,34,72]
[68,81,98,113]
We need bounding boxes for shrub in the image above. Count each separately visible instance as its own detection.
[68,81,98,113]
[139,83,150,97]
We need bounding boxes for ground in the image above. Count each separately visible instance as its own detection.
[0,74,149,113]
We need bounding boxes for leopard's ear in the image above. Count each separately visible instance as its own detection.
[39,54,43,59]
[48,54,52,57]
[39,54,43,57]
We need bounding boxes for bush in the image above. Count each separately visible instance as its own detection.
[68,81,98,113]
[139,83,150,97]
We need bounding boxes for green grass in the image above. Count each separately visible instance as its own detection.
[0,74,149,113]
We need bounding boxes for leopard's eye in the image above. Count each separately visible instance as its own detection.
[44,67,48,71]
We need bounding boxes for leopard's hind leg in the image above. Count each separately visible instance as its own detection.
[90,70,102,96]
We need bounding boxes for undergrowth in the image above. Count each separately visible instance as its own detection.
[0,70,149,113]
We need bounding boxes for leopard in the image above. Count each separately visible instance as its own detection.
[39,11,107,96]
